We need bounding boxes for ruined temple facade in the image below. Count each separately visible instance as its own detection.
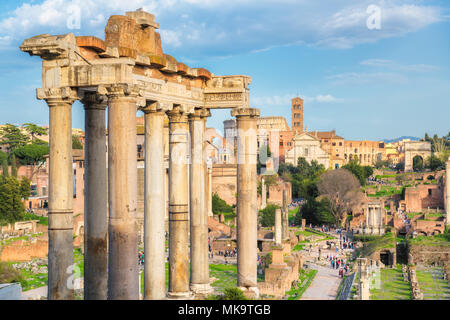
[21,9,260,300]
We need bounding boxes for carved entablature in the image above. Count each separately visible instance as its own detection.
[20,33,77,60]
[20,10,253,113]
[204,76,251,109]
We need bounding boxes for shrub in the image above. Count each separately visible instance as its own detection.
[0,262,24,285]
[212,193,233,215]
[259,204,279,227]
[222,287,247,300]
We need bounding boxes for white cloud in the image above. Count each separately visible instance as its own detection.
[0,0,446,58]
[252,93,344,107]
[360,59,439,72]
[327,72,408,85]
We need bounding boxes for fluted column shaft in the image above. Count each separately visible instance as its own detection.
[82,93,108,300]
[143,103,166,299]
[167,106,191,298]
[106,85,139,300]
[232,107,260,292]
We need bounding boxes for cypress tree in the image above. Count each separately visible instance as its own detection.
[10,154,17,178]
[1,159,8,177]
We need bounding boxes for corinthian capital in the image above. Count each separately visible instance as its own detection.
[100,84,143,100]
[231,107,260,119]
[81,92,108,110]
[189,108,211,121]
[37,87,80,105]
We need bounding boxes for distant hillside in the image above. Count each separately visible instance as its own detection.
[382,136,420,143]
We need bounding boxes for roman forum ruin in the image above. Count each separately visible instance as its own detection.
[19,9,260,300]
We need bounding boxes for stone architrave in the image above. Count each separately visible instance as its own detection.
[82,92,108,300]
[106,84,141,300]
[232,107,260,297]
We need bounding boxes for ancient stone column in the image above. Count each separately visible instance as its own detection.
[39,87,78,300]
[189,108,212,294]
[275,209,282,246]
[232,107,260,296]
[106,84,140,300]
[282,189,289,240]
[207,165,213,217]
[142,102,168,300]
[446,157,450,225]
[261,176,267,210]
[82,92,108,300]
[167,105,192,298]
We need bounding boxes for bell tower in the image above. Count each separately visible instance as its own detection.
[291,97,303,134]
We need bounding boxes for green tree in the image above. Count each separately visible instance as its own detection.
[259,203,279,227]
[0,124,30,152]
[72,135,83,150]
[0,150,7,163]
[23,123,48,142]
[14,142,49,166]
[212,193,233,215]
[10,154,17,178]
[342,159,367,186]
[426,155,445,171]
[412,155,424,172]
[297,198,334,226]
[2,159,8,177]
[20,177,31,200]
[0,176,26,224]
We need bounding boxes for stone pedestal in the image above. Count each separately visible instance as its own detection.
[232,107,260,296]
[167,106,192,299]
[82,93,108,300]
[41,88,78,300]
[143,102,167,300]
[106,85,140,300]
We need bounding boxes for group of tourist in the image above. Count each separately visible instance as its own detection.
[328,256,349,275]
[138,251,144,266]
[216,248,237,258]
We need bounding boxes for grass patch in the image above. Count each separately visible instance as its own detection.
[370,265,411,300]
[1,233,43,246]
[285,269,317,300]
[416,267,450,300]
[407,234,450,246]
[360,232,396,257]
[367,186,402,198]
[23,213,48,226]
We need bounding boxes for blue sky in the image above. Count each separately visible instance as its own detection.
[0,0,449,140]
